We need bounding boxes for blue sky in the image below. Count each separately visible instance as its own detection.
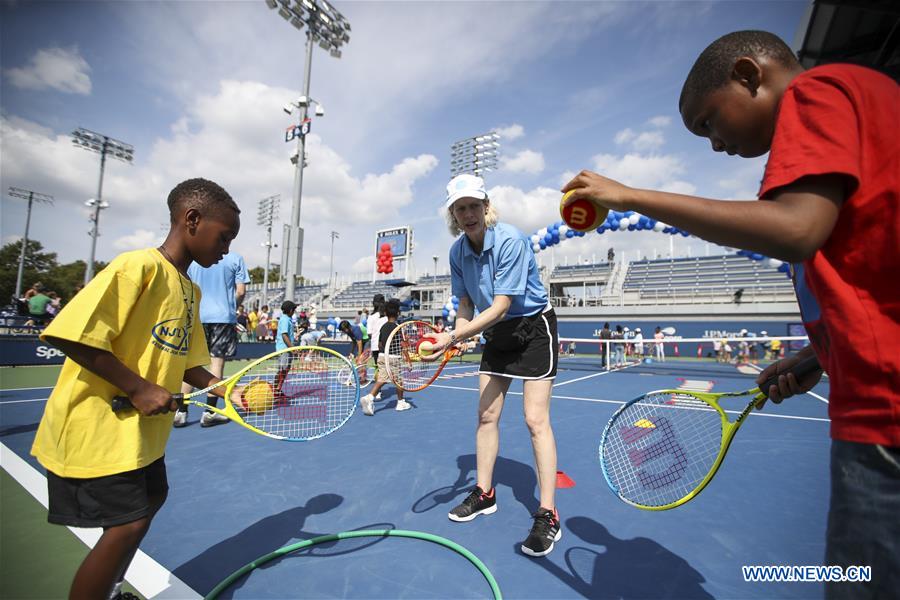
[1,0,809,284]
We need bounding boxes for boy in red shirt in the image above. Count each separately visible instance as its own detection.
[563,30,898,597]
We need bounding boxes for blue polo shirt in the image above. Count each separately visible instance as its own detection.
[449,223,548,319]
[187,253,250,324]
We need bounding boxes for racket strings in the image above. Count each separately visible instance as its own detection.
[602,392,724,507]
[387,321,440,390]
[230,349,357,440]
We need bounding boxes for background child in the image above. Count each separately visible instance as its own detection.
[274,300,297,399]
[30,177,240,599]
[562,30,898,595]
[360,298,410,416]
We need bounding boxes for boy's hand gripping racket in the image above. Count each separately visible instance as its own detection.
[111,346,359,441]
[383,320,462,392]
[599,354,821,510]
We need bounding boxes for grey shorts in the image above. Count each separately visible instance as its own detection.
[204,323,238,358]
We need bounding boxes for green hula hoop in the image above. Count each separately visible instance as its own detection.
[204,529,502,600]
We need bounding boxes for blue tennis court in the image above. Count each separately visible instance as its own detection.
[1,357,831,599]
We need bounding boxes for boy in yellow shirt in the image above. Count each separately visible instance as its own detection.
[31,178,241,599]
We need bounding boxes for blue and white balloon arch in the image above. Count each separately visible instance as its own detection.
[528,210,791,277]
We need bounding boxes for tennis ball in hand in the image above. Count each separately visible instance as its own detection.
[560,190,608,232]
[417,339,436,358]
[243,382,274,415]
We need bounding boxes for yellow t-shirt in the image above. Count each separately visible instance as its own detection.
[31,248,209,478]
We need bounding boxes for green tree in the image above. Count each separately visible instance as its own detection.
[0,240,107,305]
[248,264,281,284]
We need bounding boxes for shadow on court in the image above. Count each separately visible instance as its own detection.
[173,493,349,595]
[412,454,541,516]
[533,516,712,599]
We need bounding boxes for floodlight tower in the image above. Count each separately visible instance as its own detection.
[257,194,281,310]
[328,230,339,297]
[71,127,134,283]
[265,0,351,302]
[450,131,500,178]
[7,187,54,298]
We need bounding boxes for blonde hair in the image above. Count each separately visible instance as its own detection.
[445,197,500,237]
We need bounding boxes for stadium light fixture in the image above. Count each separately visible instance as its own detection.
[7,186,54,299]
[257,194,281,310]
[266,0,350,302]
[71,127,134,284]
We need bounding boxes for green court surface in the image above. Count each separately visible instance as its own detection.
[0,469,144,600]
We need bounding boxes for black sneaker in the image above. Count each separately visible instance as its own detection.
[520,507,561,557]
[448,486,497,522]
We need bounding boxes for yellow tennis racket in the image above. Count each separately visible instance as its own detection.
[111,346,359,441]
[599,354,821,509]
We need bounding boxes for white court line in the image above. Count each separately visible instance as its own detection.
[0,442,200,599]
[552,369,616,387]
[743,363,830,404]
[0,398,48,405]
[428,383,831,424]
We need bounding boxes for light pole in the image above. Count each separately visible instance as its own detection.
[71,127,133,283]
[329,230,339,297]
[257,194,280,310]
[8,187,53,298]
[266,0,351,302]
[450,131,500,178]
[432,254,439,311]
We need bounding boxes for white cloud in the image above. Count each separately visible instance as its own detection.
[592,152,688,190]
[113,229,164,251]
[614,128,635,145]
[496,124,525,140]
[631,131,665,152]
[647,115,671,128]
[500,149,544,175]
[5,47,92,95]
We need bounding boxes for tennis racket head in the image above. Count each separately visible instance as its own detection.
[112,346,359,441]
[599,388,742,510]
[599,353,822,509]
[383,320,459,392]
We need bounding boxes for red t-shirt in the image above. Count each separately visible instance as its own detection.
[759,64,899,447]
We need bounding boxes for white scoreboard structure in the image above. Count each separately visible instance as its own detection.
[373,226,413,282]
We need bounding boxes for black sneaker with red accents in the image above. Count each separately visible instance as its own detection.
[520,507,561,557]
[448,486,497,522]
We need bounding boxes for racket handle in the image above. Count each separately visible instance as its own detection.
[759,353,821,398]
[110,394,185,412]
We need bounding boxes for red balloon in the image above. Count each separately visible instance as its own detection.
[380,243,391,251]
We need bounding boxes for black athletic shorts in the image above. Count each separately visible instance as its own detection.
[204,323,238,358]
[47,456,169,528]
[480,307,558,380]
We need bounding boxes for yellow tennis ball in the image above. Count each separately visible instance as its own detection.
[560,190,608,232]
[418,339,436,358]
[244,382,274,415]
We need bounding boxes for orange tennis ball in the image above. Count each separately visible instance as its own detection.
[560,190,608,232]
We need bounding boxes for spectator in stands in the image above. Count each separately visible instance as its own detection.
[733,287,744,305]
[236,305,250,342]
[429,173,561,558]
[607,248,615,263]
[174,250,250,428]
[654,326,665,362]
[26,282,52,324]
[247,306,259,342]
[257,305,270,341]
[564,31,900,593]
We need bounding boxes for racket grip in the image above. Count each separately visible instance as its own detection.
[111,396,133,412]
[759,353,821,397]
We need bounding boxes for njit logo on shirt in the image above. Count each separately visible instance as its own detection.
[151,318,191,355]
